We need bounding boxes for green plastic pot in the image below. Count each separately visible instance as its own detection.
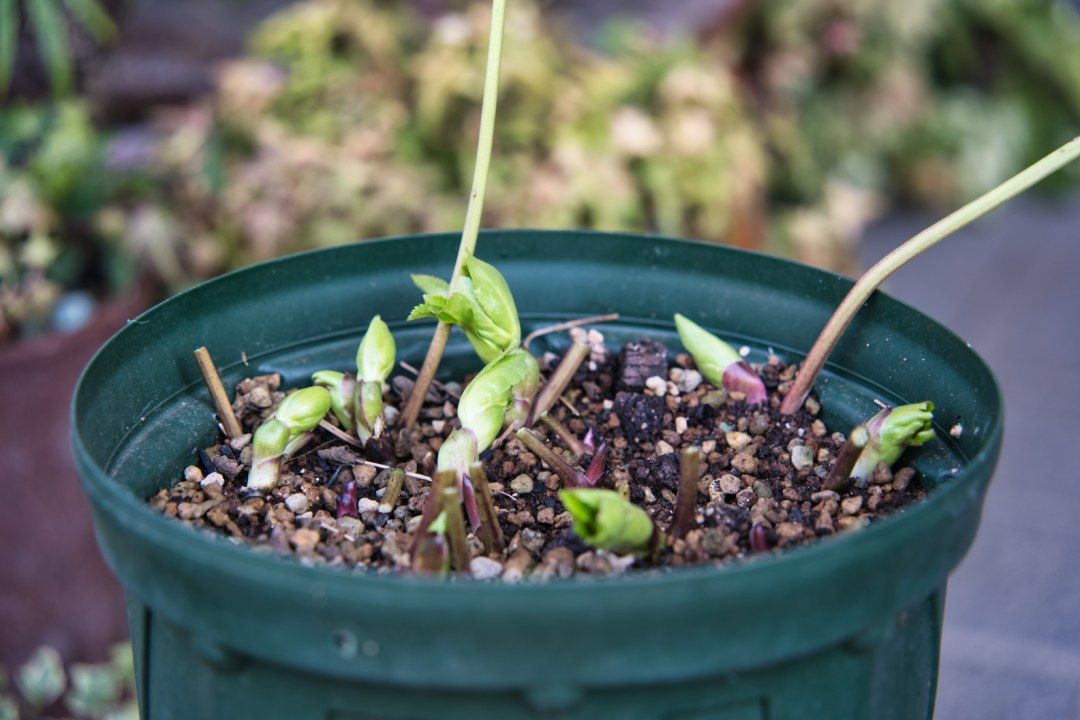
[72,231,1001,720]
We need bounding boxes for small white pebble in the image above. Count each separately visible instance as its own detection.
[470,556,504,580]
[675,417,688,434]
[725,431,751,451]
[602,399,614,410]
[950,423,963,438]
[200,472,224,489]
[645,375,667,397]
[791,445,814,470]
[431,419,446,434]
[655,440,675,455]
[701,439,716,454]
[587,329,604,345]
[666,381,680,397]
[184,465,204,483]
[739,346,751,357]
[357,498,380,514]
[285,493,310,514]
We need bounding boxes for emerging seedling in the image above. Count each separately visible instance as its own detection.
[437,349,537,525]
[559,488,660,556]
[674,314,766,404]
[353,315,396,444]
[848,402,935,488]
[248,386,332,492]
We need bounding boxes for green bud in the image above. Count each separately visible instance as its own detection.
[851,401,936,486]
[408,256,521,363]
[674,313,740,381]
[312,370,355,430]
[248,386,331,491]
[558,489,656,555]
[357,315,396,383]
[457,349,535,451]
[674,314,766,404]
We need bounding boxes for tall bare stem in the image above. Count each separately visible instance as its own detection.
[781,137,1080,415]
[402,0,509,428]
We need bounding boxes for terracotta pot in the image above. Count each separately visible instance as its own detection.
[0,286,151,668]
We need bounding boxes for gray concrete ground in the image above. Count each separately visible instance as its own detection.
[863,198,1080,719]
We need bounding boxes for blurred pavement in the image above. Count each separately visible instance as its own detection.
[864,197,1080,719]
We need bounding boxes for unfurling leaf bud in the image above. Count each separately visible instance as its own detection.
[674,314,766,404]
[354,316,396,442]
[408,256,521,363]
[850,401,936,487]
[312,370,356,430]
[247,386,332,492]
[357,315,395,384]
[558,488,657,555]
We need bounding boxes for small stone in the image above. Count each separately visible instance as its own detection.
[871,463,893,485]
[815,512,835,533]
[184,465,204,483]
[702,389,728,408]
[731,450,758,474]
[509,474,535,494]
[285,493,310,514]
[357,498,380,514]
[804,396,821,415]
[892,467,916,492]
[841,496,864,515]
[790,445,814,470]
[502,549,535,582]
[229,433,252,451]
[677,369,703,393]
[518,528,546,555]
[718,474,741,495]
[249,386,272,408]
[290,528,320,553]
[811,490,840,503]
[949,423,963,438]
[536,547,575,579]
[775,522,804,542]
[725,431,752,451]
[752,480,772,499]
[811,420,827,438]
[645,375,667,397]
[701,440,716,454]
[655,440,675,455]
[536,507,555,524]
[735,488,756,508]
[200,472,224,489]
[675,417,688,434]
[470,557,504,580]
[748,413,771,436]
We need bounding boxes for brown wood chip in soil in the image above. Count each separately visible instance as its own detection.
[149,336,926,581]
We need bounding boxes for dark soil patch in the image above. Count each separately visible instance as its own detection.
[149,333,925,581]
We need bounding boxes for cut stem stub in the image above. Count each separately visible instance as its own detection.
[193,346,243,439]
[529,342,589,425]
[781,136,1080,415]
[826,425,870,491]
[669,447,701,539]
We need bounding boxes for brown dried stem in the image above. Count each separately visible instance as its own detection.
[669,447,701,539]
[515,428,582,489]
[538,412,589,458]
[439,486,472,574]
[193,346,243,439]
[522,313,620,350]
[529,342,588,425]
[826,425,870,491]
[381,467,406,512]
[469,463,505,553]
[400,322,452,429]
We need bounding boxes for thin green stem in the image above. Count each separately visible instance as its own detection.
[781,136,1080,415]
[403,0,508,429]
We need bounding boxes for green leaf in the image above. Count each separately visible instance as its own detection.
[16,647,66,710]
[407,302,439,322]
[275,386,332,436]
[410,273,449,295]
[26,0,73,96]
[850,402,936,485]
[0,0,16,97]
[62,0,116,42]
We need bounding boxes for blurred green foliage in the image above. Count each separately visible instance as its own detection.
[1,0,1078,342]
[0,644,136,719]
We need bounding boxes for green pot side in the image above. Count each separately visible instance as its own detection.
[72,230,1002,720]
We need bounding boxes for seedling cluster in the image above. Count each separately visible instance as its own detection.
[186,0,1080,578]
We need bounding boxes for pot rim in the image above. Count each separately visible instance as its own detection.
[72,229,1004,595]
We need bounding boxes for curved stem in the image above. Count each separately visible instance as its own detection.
[402,0,508,428]
[780,136,1080,415]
